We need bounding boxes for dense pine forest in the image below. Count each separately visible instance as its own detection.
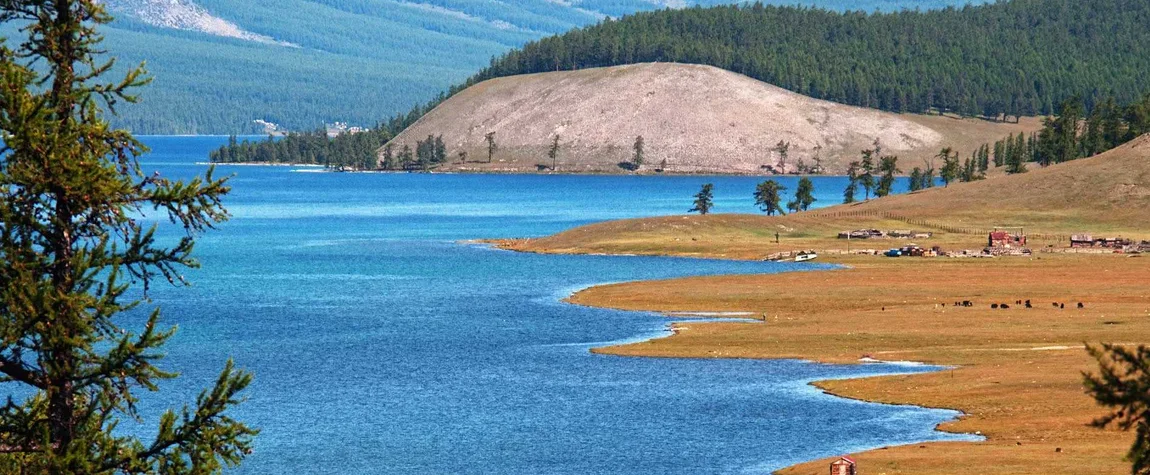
[464,0,1150,119]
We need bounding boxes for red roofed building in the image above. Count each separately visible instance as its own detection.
[830,456,857,475]
[989,230,1026,248]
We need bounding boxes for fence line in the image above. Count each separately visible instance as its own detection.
[809,209,1068,242]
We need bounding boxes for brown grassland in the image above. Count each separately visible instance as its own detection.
[492,137,1150,474]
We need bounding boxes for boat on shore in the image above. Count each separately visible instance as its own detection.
[795,251,818,262]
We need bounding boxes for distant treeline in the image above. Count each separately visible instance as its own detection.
[464,0,1150,119]
[208,107,444,169]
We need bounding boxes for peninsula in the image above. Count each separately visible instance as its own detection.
[494,134,1150,474]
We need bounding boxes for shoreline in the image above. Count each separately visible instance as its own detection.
[199,162,855,177]
[519,245,1142,474]
[558,275,982,473]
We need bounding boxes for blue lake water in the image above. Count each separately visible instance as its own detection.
[96,137,976,473]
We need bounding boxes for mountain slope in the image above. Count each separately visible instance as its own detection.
[387,63,1040,174]
[81,0,991,134]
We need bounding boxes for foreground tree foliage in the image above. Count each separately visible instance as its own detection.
[0,1,256,472]
[1084,344,1150,475]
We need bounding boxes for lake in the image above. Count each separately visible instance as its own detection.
[115,136,976,473]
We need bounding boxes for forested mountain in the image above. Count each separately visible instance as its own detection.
[56,0,983,134]
[464,0,1150,120]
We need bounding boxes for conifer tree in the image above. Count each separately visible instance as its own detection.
[843,161,860,204]
[993,140,1005,167]
[0,1,255,472]
[938,147,960,187]
[754,180,787,216]
[433,135,447,165]
[774,141,790,174]
[400,144,414,170]
[632,136,645,170]
[923,164,937,188]
[689,183,714,215]
[548,134,561,171]
[484,131,497,163]
[787,177,816,212]
[859,146,877,200]
[1084,344,1150,475]
[875,155,901,197]
[382,143,396,170]
[908,167,924,192]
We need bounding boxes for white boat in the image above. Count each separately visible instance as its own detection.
[794,251,818,262]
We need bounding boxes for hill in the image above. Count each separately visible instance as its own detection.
[387,63,1040,174]
[498,134,1150,259]
[76,0,987,134]
[842,133,1150,230]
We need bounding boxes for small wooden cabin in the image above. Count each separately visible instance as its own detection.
[830,456,857,475]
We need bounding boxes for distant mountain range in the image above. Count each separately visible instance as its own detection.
[85,0,987,134]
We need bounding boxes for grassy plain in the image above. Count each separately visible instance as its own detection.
[569,255,1149,475]
[492,137,1150,474]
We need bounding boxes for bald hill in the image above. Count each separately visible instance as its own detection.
[386,63,1039,175]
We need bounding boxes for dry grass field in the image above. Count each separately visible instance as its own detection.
[493,136,1150,474]
[570,255,1149,475]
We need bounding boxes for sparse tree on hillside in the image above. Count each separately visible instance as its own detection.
[433,135,447,165]
[485,131,498,163]
[993,139,1005,167]
[859,146,877,200]
[382,143,396,170]
[400,144,414,170]
[795,156,808,175]
[788,177,817,212]
[0,1,255,472]
[908,167,924,191]
[632,135,645,170]
[1007,134,1029,174]
[812,144,823,174]
[1084,344,1150,475]
[1037,96,1084,166]
[548,134,561,171]
[774,141,791,174]
[921,155,938,189]
[458,150,468,163]
[690,184,714,215]
[938,147,960,187]
[843,161,860,204]
[876,155,901,197]
[755,180,787,216]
